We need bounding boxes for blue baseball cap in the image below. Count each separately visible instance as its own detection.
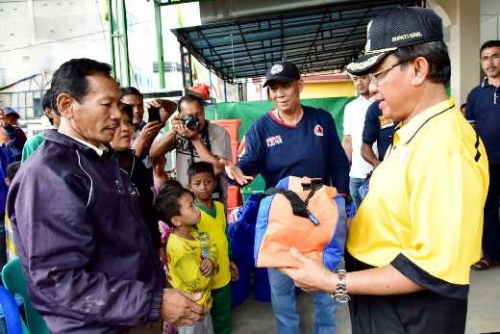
[3,107,20,118]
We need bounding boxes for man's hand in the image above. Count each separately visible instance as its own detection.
[279,248,336,293]
[229,261,239,281]
[200,258,214,276]
[161,289,207,327]
[151,98,177,122]
[224,162,253,185]
[132,121,162,157]
[173,116,199,140]
[137,121,162,143]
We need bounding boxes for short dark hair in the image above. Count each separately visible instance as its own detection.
[480,40,500,55]
[153,184,193,227]
[162,179,183,189]
[394,41,451,85]
[42,89,53,110]
[51,58,112,105]
[120,104,133,123]
[120,86,143,100]
[42,89,59,121]
[6,161,21,182]
[460,103,466,109]
[187,161,215,183]
[178,94,204,112]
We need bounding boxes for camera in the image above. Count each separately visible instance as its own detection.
[182,114,199,131]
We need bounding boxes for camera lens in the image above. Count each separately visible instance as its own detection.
[183,115,199,131]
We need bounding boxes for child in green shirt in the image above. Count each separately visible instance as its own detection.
[188,162,239,334]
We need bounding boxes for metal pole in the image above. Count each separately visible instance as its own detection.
[180,45,189,92]
[116,25,123,84]
[188,55,193,86]
[208,70,213,98]
[121,0,131,86]
[154,0,166,88]
[108,0,116,78]
[223,81,227,102]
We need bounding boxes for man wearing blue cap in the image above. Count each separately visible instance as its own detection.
[280,7,489,334]
[1,107,26,161]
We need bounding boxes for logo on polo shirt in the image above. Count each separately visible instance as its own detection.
[314,125,324,136]
[266,135,283,147]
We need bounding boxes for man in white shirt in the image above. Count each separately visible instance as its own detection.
[342,74,375,209]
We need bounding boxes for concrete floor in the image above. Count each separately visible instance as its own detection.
[232,267,500,334]
[231,291,351,334]
[466,266,500,334]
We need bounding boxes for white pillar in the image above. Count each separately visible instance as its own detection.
[27,0,36,45]
[432,0,480,105]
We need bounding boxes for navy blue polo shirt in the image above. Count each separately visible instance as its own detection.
[466,78,500,164]
[362,102,395,161]
[237,106,349,193]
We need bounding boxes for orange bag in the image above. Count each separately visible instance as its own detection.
[254,176,347,270]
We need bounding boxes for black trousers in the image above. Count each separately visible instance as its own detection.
[483,164,500,261]
[346,254,467,334]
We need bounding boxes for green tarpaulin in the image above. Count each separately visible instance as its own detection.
[204,97,355,194]
[204,96,355,140]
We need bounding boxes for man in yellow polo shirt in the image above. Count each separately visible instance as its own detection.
[280,6,489,334]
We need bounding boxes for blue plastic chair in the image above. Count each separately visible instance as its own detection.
[2,259,49,334]
[0,286,24,334]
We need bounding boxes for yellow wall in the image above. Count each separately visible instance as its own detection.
[301,81,355,98]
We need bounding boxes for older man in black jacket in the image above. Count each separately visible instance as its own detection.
[7,58,205,333]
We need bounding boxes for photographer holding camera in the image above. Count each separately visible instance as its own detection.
[149,94,232,202]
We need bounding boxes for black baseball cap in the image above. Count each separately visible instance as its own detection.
[263,61,301,87]
[346,7,444,75]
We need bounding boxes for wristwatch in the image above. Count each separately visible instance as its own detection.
[332,269,350,303]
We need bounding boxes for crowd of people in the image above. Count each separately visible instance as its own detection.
[0,5,498,334]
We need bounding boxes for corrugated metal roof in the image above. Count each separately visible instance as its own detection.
[172,0,424,83]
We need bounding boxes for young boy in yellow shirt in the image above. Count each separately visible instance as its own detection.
[188,162,239,334]
[154,184,216,334]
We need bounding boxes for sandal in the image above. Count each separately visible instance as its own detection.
[471,257,500,271]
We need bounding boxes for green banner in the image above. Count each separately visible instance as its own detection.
[204,96,354,139]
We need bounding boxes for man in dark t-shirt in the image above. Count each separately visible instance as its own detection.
[225,61,349,334]
[361,101,395,167]
[466,39,500,271]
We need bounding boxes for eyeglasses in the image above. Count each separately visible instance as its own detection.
[368,61,403,86]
